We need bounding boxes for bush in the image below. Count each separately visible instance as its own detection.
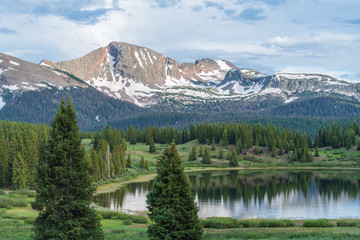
[336,220,357,227]
[303,219,334,228]
[24,218,36,225]
[123,219,132,225]
[257,219,295,228]
[111,229,126,234]
[127,214,148,224]
[201,217,240,229]
[0,196,14,209]
[12,198,28,207]
[96,210,148,223]
[238,220,257,228]
[0,190,5,195]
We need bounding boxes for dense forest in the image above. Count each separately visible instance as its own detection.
[1,118,359,189]
[1,87,360,135]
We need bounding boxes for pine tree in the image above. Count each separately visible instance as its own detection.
[146,141,202,240]
[211,138,215,150]
[126,154,132,168]
[271,145,276,157]
[254,141,260,155]
[32,99,103,240]
[0,136,8,187]
[198,145,203,157]
[229,149,239,167]
[12,153,26,189]
[145,160,150,171]
[202,147,211,164]
[140,156,146,169]
[218,145,223,159]
[314,146,320,157]
[189,144,197,161]
[149,135,156,153]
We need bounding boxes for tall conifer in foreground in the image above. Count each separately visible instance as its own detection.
[32,99,103,240]
[146,141,202,240]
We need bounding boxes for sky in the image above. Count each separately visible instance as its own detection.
[1,0,360,81]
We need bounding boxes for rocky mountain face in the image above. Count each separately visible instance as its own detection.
[0,53,87,93]
[40,41,360,109]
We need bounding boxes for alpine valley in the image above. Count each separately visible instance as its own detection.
[1,41,360,131]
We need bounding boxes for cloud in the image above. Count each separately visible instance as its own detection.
[341,18,360,25]
[236,0,288,6]
[237,7,266,21]
[153,0,182,8]
[204,1,224,10]
[0,27,17,35]
[0,0,121,24]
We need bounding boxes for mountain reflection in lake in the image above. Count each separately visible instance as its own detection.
[93,170,360,219]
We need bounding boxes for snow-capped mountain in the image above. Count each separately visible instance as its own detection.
[40,42,360,108]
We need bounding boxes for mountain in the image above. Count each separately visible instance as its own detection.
[41,41,360,110]
[1,41,360,131]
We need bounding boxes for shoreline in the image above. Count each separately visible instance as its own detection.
[95,166,360,194]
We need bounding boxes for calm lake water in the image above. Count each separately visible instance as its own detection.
[93,170,360,219]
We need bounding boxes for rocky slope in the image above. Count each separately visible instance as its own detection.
[40,41,360,108]
[0,53,87,93]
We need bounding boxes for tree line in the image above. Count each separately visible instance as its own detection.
[1,118,360,189]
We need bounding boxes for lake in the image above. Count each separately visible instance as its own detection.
[93,170,360,219]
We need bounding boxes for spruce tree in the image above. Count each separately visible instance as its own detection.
[32,99,103,240]
[146,141,202,240]
[0,136,8,187]
[229,149,239,167]
[218,145,223,159]
[140,156,146,169]
[149,134,156,153]
[314,146,320,157]
[12,153,26,189]
[198,145,203,157]
[126,154,132,168]
[202,147,211,164]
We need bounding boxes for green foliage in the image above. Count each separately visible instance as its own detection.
[123,219,133,225]
[303,219,334,228]
[229,149,239,167]
[202,147,211,164]
[126,154,132,168]
[188,144,197,161]
[257,219,295,228]
[201,217,239,229]
[146,141,203,240]
[336,220,357,227]
[32,99,104,239]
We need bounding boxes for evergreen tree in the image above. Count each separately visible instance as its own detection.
[140,156,146,169]
[0,136,8,187]
[314,146,320,157]
[198,145,203,157]
[229,149,239,167]
[222,129,229,146]
[211,138,215,150]
[126,154,132,168]
[243,143,247,155]
[149,134,156,153]
[218,145,223,159]
[145,160,150,171]
[12,153,26,189]
[236,138,242,155]
[146,141,202,240]
[190,144,197,161]
[271,145,276,157]
[254,141,260,155]
[202,147,211,164]
[32,99,103,240]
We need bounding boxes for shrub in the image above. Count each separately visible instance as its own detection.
[0,196,14,209]
[24,218,36,225]
[303,219,334,228]
[128,214,148,224]
[201,217,239,229]
[12,198,28,207]
[238,220,257,228]
[257,220,288,228]
[111,229,126,234]
[336,220,357,227]
[123,219,132,225]
[0,190,5,195]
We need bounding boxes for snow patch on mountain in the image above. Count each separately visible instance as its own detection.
[3,85,19,91]
[0,97,5,110]
[216,60,232,71]
[134,51,144,69]
[0,59,3,64]
[9,60,19,66]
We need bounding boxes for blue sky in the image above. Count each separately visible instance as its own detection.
[1,0,360,81]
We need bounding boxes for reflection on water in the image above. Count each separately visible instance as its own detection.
[93,170,360,219]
